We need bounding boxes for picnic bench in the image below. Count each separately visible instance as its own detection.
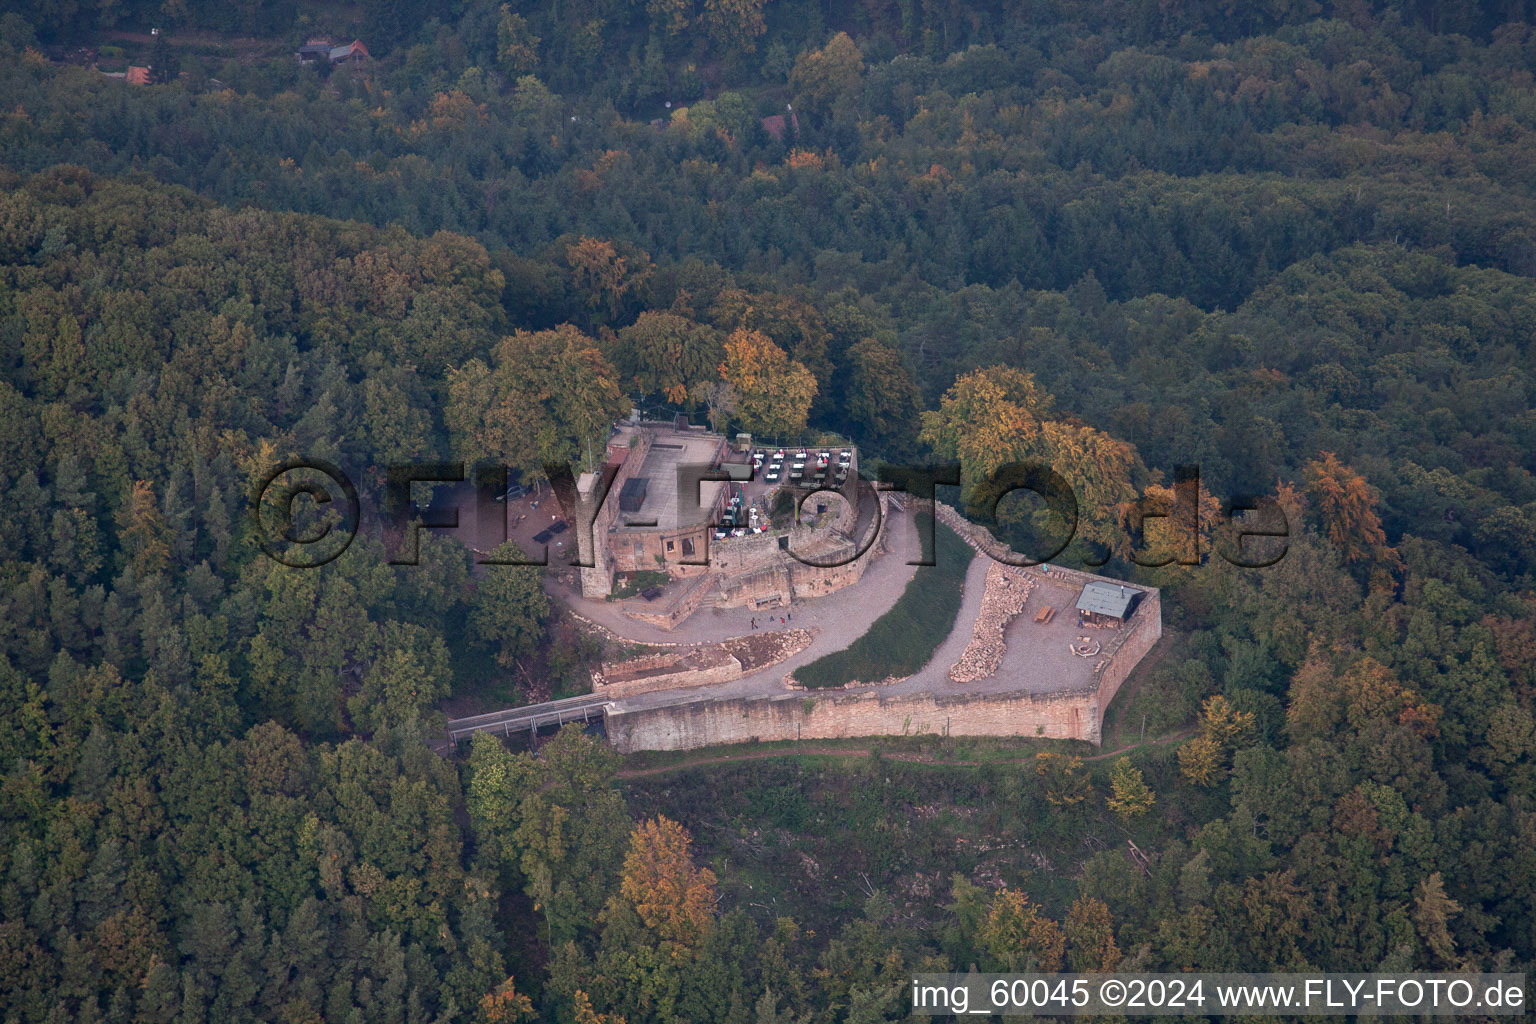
[1034,605,1056,625]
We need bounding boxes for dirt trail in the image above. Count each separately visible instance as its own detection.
[615,730,1192,779]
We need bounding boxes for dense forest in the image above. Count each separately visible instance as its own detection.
[0,0,1534,1020]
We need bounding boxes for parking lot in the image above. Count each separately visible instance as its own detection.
[716,445,857,534]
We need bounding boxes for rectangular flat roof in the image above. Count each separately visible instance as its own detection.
[617,432,725,530]
[1076,580,1138,619]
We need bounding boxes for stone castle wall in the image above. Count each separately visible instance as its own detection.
[606,684,1105,753]
[603,498,1161,752]
[577,429,653,597]
[593,651,743,698]
[712,490,889,609]
[621,573,715,629]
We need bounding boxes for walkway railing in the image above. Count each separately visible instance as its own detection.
[444,693,612,745]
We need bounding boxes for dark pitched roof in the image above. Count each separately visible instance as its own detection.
[1076,580,1138,619]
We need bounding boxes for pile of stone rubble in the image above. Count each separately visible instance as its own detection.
[948,562,1034,682]
[722,627,815,671]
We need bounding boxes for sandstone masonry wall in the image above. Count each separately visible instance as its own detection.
[577,430,652,597]
[594,654,743,698]
[621,573,715,630]
[606,685,1104,753]
[603,498,1162,753]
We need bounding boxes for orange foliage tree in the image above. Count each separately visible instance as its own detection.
[619,816,717,954]
[920,366,1141,556]
[979,889,1065,971]
[718,328,817,437]
[1064,896,1122,971]
[479,975,536,1023]
[1288,652,1441,740]
[563,237,650,321]
[1303,452,1393,565]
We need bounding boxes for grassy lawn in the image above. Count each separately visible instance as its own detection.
[793,512,972,688]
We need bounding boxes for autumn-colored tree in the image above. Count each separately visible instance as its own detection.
[1177,695,1257,785]
[1412,872,1462,966]
[1039,420,1142,557]
[1199,695,1256,748]
[1034,752,1089,807]
[1237,869,1314,966]
[1177,734,1223,787]
[647,0,689,34]
[979,889,1065,971]
[1105,758,1155,819]
[619,816,717,953]
[1133,477,1223,566]
[117,479,170,576]
[921,366,1141,556]
[1303,452,1392,565]
[573,990,626,1024]
[1288,654,1440,741]
[1274,477,1307,525]
[708,287,833,380]
[479,975,536,1023]
[563,237,651,322]
[718,328,817,437]
[1064,897,1122,972]
[919,365,1052,483]
[1284,649,1337,740]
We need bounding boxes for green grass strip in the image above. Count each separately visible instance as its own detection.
[793,512,972,688]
